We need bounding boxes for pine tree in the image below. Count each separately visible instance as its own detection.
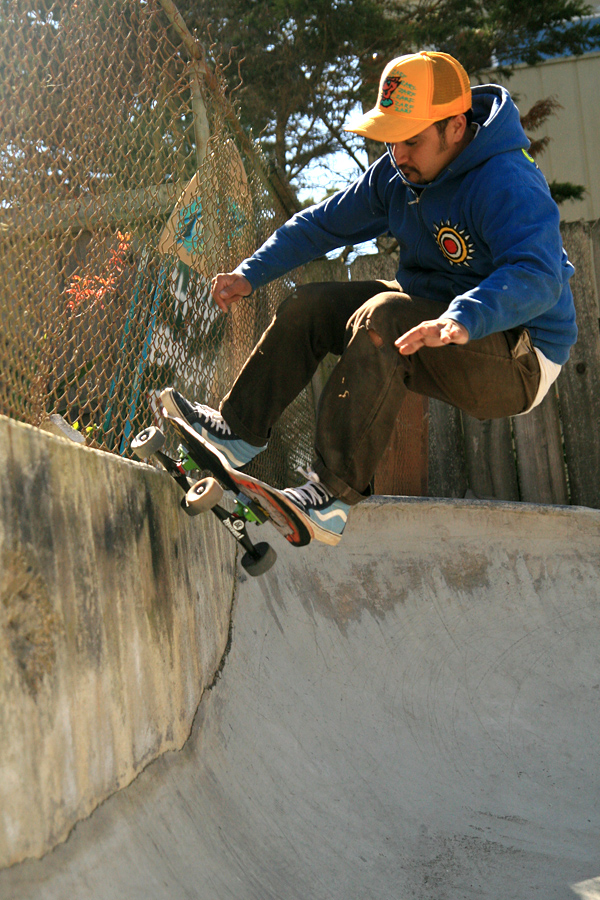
[180,0,600,201]
[520,97,585,206]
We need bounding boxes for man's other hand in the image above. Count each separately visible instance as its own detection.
[210,272,252,312]
[395,318,469,355]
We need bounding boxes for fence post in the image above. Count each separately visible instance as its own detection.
[428,400,468,498]
[191,66,210,168]
[559,221,600,508]
[373,394,429,496]
[461,416,519,500]
[511,388,569,505]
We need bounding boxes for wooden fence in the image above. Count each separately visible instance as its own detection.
[306,218,600,509]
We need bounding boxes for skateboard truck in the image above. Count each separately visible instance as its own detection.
[131,426,277,577]
[234,492,268,525]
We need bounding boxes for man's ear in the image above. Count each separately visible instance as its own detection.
[449,114,468,144]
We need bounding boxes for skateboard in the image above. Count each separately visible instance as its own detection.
[131,410,312,577]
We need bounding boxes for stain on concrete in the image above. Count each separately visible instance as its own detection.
[441,553,490,592]
[2,450,55,555]
[140,483,176,648]
[92,477,177,652]
[284,557,421,634]
[0,417,235,868]
[0,548,58,697]
[405,831,523,897]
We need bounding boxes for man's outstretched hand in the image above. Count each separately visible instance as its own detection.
[395,318,469,355]
[210,272,252,312]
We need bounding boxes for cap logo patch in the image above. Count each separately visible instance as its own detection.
[379,70,416,114]
[380,76,403,108]
[434,221,474,266]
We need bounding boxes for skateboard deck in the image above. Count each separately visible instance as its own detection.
[163,410,313,548]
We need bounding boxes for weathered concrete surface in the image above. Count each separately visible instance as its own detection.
[2,492,600,899]
[0,415,235,867]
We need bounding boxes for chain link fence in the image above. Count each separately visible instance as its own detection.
[0,0,315,488]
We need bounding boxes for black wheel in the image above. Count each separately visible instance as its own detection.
[131,426,165,459]
[184,477,224,515]
[241,542,277,576]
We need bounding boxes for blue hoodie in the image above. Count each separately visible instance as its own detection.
[236,85,577,365]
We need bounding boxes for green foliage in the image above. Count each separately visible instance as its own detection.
[181,0,384,187]
[181,0,600,196]
[378,0,600,75]
[519,96,585,205]
[548,180,586,205]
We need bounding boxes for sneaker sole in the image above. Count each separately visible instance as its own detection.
[273,491,344,546]
[160,388,251,469]
[160,388,187,421]
[162,387,344,546]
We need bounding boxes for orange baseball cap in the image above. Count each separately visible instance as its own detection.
[345,51,472,143]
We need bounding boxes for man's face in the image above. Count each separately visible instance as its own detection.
[391,121,462,184]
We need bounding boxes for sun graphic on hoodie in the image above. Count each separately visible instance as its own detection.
[433,221,475,267]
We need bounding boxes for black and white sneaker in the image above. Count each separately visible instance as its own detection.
[160,388,266,469]
[282,471,351,545]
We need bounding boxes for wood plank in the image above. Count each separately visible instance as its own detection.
[590,220,600,318]
[511,386,569,505]
[350,253,398,282]
[428,399,468,498]
[558,222,600,508]
[461,415,519,501]
[373,393,429,496]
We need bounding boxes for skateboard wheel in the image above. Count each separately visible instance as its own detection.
[131,426,165,459]
[241,542,277,576]
[184,477,224,515]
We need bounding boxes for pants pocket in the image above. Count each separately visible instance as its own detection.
[505,326,534,359]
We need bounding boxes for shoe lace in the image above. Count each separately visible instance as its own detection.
[201,405,231,436]
[286,474,332,510]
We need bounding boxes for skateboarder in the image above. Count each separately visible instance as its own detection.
[162,50,577,544]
